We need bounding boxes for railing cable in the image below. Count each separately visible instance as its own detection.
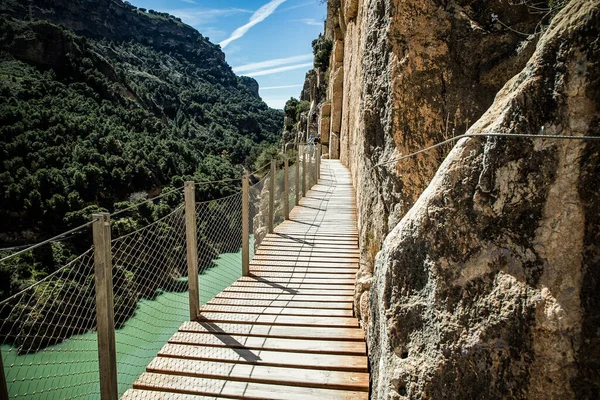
[373,132,600,169]
[0,220,98,264]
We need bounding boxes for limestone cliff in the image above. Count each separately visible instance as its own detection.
[324,0,542,325]
[314,0,600,397]
[370,1,600,396]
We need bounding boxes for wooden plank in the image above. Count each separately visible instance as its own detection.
[230,281,355,290]
[258,242,358,249]
[250,262,358,269]
[240,275,356,284]
[261,239,358,246]
[221,287,354,296]
[146,357,369,391]
[267,231,358,238]
[206,298,353,310]
[122,389,215,399]
[256,242,359,250]
[273,233,359,238]
[213,292,354,302]
[254,250,360,258]
[249,266,358,274]
[249,272,357,280]
[200,304,353,317]
[178,321,365,341]
[169,332,366,355]
[196,312,359,327]
[158,344,368,372]
[257,243,360,252]
[251,255,360,263]
[133,373,368,400]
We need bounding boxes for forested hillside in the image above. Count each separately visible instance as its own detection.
[0,0,283,247]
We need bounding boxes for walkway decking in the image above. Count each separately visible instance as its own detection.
[122,160,368,399]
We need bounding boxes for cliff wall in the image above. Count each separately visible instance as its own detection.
[329,0,542,324]
[320,0,600,397]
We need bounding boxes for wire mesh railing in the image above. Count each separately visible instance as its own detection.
[196,192,243,304]
[0,151,322,399]
[273,166,287,231]
[249,173,270,254]
[289,160,299,212]
[0,247,99,399]
[109,205,188,396]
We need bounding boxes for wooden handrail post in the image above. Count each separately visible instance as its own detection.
[0,347,9,400]
[302,148,307,197]
[92,213,118,400]
[295,149,300,206]
[184,182,199,321]
[268,160,275,233]
[242,175,249,276]
[317,145,321,181]
[313,149,317,187]
[284,158,290,220]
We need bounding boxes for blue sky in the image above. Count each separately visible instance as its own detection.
[129,0,326,109]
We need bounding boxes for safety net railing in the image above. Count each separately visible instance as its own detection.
[196,192,243,305]
[109,205,188,396]
[0,244,99,399]
[0,149,322,399]
[249,173,269,255]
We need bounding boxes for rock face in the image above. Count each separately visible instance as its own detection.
[367,1,600,398]
[239,76,261,99]
[313,0,600,397]
[325,0,545,330]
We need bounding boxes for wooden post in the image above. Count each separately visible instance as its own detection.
[184,182,199,321]
[242,176,249,276]
[295,149,300,206]
[302,148,307,197]
[268,160,275,233]
[313,149,317,187]
[284,158,290,220]
[92,213,118,400]
[317,145,321,181]
[0,347,8,400]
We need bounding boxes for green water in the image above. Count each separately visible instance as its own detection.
[2,247,245,399]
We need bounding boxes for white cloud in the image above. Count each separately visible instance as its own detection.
[233,54,313,73]
[280,1,317,12]
[242,62,313,77]
[219,0,287,49]
[180,0,196,4]
[165,8,252,28]
[261,84,304,90]
[297,18,323,26]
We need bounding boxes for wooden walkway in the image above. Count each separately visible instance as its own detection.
[122,160,368,399]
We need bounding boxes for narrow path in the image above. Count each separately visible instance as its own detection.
[122,160,368,399]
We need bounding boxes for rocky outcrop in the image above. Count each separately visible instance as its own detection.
[368,1,600,398]
[238,76,261,99]
[312,0,600,397]
[326,0,544,324]
[328,30,345,159]
[320,101,332,155]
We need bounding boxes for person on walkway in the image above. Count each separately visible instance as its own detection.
[314,134,321,157]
